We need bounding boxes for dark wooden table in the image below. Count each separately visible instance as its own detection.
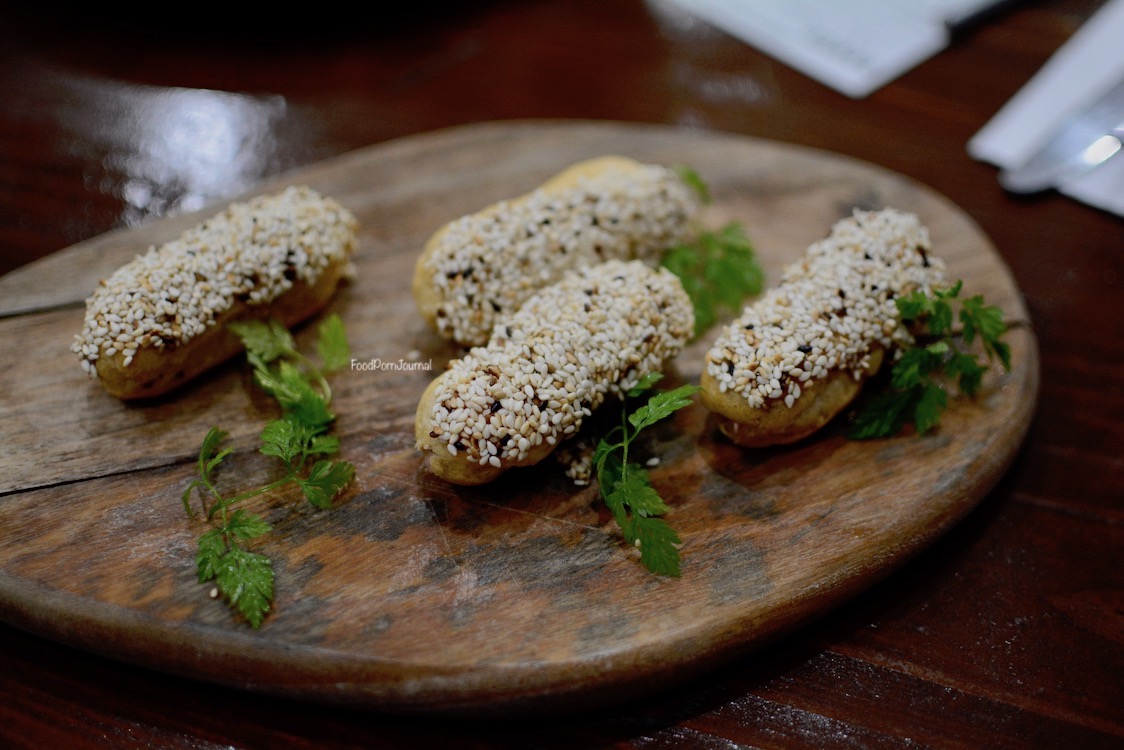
[1,1,1120,747]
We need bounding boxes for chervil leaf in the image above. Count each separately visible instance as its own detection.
[196,528,227,583]
[316,313,351,372]
[628,384,701,432]
[661,221,765,338]
[848,387,921,440]
[630,515,682,577]
[627,372,664,398]
[849,397,904,440]
[606,468,681,577]
[705,224,764,309]
[593,438,623,489]
[673,164,711,204]
[183,427,232,515]
[198,426,231,480]
[307,434,341,457]
[960,295,1009,365]
[947,351,987,397]
[181,481,203,514]
[940,279,964,299]
[913,383,949,435]
[662,247,715,334]
[891,343,946,390]
[255,361,335,429]
[214,547,274,629]
[614,466,671,517]
[225,509,272,541]
[601,481,630,531]
[299,460,355,509]
[229,319,296,366]
[894,289,932,322]
[992,339,1012,372]
[929,300,954,336]
[258,419,304,463]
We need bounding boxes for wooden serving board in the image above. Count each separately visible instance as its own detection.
[0,121,1038,715]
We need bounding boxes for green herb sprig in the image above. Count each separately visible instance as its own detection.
[664,167,765,339]
[849,281,1012,439]
[592,373,701,577]
[674,164,711,205]
[181,314,355,628]
[661,222,765,338]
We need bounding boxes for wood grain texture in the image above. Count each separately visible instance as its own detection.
[0,120,1039,716]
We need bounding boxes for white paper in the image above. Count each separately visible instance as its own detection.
[662,0,1008,98]
[968,0,1124,216]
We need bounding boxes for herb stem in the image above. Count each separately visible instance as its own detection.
[207,474,296,519]
[291,349,332,404]
[618,406,632,494]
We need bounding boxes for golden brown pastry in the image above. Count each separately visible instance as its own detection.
[412,155,700,347]
[416,259,694,485]
[72,185,358,400]
[701,208,947,447]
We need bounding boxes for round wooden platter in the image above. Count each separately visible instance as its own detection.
[0,120,1038,715]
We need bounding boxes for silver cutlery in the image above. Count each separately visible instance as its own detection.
[999,78,1124,194]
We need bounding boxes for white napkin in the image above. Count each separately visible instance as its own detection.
[661,0,1011,98]
[968,0,1124,217]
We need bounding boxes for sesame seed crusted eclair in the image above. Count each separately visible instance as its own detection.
[415,259,694,485]
[412,155,700,347]
[72,185,359,400]
[701,208,947,447]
